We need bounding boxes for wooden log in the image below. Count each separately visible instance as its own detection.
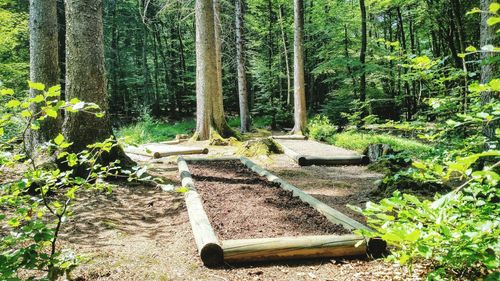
[153,147,208,159]
[278,142,368,166]
[177,157,223,267]
[125,145,208,159]
[298,155,369,166]
[239,157,370,232]
[184,156,241,162]
[223,234,367,263]
[272,135,307,140]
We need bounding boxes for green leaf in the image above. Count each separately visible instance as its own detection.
[31,95,44,103]
[28,81,45,91]
[0,88,14,96]
[6,99,21,108]
[487,16,500,26]
[465,46,477,52]
[46,85,61,97]
[54,134,65,145]
[466,7,481,15]
[490,2,500,13]
[21,110,32,117]
[44,108,58,118]
[489,78,500,91]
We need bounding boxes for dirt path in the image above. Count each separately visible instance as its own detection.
[60,146,429,280]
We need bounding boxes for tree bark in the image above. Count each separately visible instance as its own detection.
[359,0,367,117]
[292,0,307,135]
[63,0,133,166]
[480,0,498,142]
[211,0,234,137]
[278,5,292,106]
[28,0,61,150]
[236,0,250,133]
[194,0,218,140]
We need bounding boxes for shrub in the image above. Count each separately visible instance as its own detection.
[308,115,336,141]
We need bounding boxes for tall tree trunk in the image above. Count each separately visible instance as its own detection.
[28,0,61,151]
[63,0,132,166]
[194,0,217,140]
[292,0,307,134]
[359,0,367,117]
[211,0,233,137]
[278,5,292,106]
[236,0,250,133]
[480,0,498,142]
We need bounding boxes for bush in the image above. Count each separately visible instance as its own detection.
[308,115,336,141]
[327,132,433,158]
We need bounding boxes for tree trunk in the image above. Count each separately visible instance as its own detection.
[211,0,234,137]
[480,0,498,142]
[359,0,367,116]
[28,0,61,151]
[292,0,307,135]
[278,5,292,106]
[63,0,133,166]
[194,0,218,140]
[236,0,250,133]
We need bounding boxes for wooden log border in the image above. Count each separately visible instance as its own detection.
[177,156,386,266]
[126,146,208,159]
[278,141,369,166]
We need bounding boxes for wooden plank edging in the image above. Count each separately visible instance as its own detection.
[177,157,223,267]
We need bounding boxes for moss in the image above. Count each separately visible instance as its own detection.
[236,138,283,157]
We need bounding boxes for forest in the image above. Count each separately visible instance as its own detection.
[0,0,498,280]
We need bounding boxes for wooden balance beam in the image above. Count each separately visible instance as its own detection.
[177,157,386,267]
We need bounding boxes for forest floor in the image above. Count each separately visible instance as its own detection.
[60,141,430,281]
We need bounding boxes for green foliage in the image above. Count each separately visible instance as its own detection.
[353,152,499,279]
[116,119,195,145]
[0,83,145,280]
[327,132,433,157]
[0,4,28,92]
[307,115,336,141]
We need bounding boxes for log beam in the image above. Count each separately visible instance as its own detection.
[177,157,223,267]
[223,234,367,263]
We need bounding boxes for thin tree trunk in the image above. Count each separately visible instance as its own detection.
[236,0,250,133]
[359,0,367,117]
[292,0,307,134]
[278,5,292,106]
[480,0,498,141]
[28,0,61,151]
[63,0,132,166]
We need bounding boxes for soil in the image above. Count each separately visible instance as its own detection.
[189,160,350,240]
[45,144,431,280]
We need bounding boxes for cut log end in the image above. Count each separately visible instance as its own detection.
[367,238,387,258]
[200,243,224,267]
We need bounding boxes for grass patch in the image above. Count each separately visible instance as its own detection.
[116,116,274,145]
[116,119,195,145]
[326,132,433,157]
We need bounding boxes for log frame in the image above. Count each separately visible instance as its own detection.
[178,156,386,266]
